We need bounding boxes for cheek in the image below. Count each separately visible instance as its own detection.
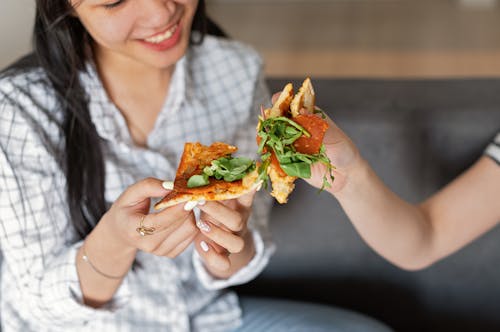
[83,16,134,48]
[182,0,199,22]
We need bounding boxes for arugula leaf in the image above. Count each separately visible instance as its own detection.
[187,156,256,188]
[261,152,271,161]
[187,174,209,188]
[257,115,336,193]
[257,132,268,153]
[257,158,271,189]
[280,162,312,178]
[264,116,312,137]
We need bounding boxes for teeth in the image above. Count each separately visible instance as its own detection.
[145,24,178,44]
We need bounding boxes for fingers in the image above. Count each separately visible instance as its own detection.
[119,177,172,207]
[136,214,198,257]
[196,218,245,254]
[235,189,257,209]
[167,232,198,258]
[122,204,196,253]
[123,204,190,241]
[146,203,194,232]
[195,235,231,272]
[151,220,198,257]
[198,200,246,232]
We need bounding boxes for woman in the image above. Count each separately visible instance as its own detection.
[302,106,500,270]
[0,0,392,331]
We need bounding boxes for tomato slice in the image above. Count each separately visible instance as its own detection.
[257,114,328,177]
[292,114,329,154]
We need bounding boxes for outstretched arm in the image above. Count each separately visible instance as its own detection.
[307,117,500,270]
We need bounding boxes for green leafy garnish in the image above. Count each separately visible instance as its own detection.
[187,174,210,188]
[187,156,256,188]
[257,157,271,190]
[257,115,335,192]
[280,162,311,178]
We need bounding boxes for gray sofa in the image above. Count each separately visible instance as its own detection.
[236,79,500,332]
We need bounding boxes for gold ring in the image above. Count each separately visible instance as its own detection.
[136,215,156,236]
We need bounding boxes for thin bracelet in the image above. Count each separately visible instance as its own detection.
[81,245,127,280]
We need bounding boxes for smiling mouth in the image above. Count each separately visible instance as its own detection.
[143,23,179,44]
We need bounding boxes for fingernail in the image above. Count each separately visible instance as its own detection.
[196,219,211,232]
[200,241,209,252]
[184,201,198,211]
[256,181,263,192]
[162,181,174,190]
[197,199,206,206]
[193,207,201,221]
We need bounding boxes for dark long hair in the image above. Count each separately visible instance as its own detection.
[10,0,223,241]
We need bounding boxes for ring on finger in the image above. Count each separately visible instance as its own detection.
[136,215,156,237]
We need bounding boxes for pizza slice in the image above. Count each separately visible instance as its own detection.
[154,142,260,210]
[257,78,334,204]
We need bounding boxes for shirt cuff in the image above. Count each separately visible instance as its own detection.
[192,229,276,290]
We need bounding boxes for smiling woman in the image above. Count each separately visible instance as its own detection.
[0,0,392,331]
[72,0,195,71]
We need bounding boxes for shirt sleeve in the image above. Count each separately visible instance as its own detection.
[192,64,276,290]
[0,85,131,329]
[484,132,500,165]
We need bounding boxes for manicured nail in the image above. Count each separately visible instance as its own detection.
[162,181,174,190]
[184,201,198,211]
[200,241,209,252]
[193,207,201,221]
[196,219,211,232]
[197,199,206,206]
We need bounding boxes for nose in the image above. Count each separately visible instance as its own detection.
[137,0,176,28]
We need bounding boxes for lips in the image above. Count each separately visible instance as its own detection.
[140,19,183,52]
[144,24,179,44]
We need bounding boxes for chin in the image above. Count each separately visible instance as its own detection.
[153,51,186,70]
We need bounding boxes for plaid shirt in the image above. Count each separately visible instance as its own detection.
[0,36,275,332]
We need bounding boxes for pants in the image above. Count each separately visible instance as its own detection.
[233,297,393,332]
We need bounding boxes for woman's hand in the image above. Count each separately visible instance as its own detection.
[101,177,199,258]
[269,92,362,194]
[193,191,257,279]
[305,115,362,194]
[79,178,199,307]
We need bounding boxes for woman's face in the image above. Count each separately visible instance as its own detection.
[72,0,199,70]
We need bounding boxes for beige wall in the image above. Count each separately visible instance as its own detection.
[1,0,499,76]
[0,0,35,70]
[207,0,500,77]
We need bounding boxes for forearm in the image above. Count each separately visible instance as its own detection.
[333,158,434,270]
[76,213,137,307]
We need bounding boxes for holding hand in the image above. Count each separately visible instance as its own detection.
[192,190,257,279]
[269,91,361,194]
[101,177,199,258]
[79,177,200,307]
[305,115,361,194]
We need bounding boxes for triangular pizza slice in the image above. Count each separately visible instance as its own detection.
[154,142,259,210]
